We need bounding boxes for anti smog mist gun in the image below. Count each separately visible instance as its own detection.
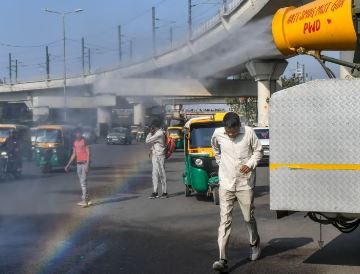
[269,0,360,241]
[272,0,360,77]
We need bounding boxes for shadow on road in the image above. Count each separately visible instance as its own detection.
[229,237,313,273]
[168,191,185,198]
[166,157,184,164]
[262,237,313,258]
[228,258,251,273]
[94,195,139,206]
[189,186,269,204]
[195,193,214,203]
[52,184,116,197]
[88,166,114,171]
[304,228,360,266]
[90,163,142,171]
[165,169,183,174]
[254,185,269,198]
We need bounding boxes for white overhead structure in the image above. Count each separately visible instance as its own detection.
[246,60,288,126]
[0,0,306,96]
[0,0,309,127]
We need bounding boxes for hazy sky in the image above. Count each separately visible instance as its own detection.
[0,0,340,82]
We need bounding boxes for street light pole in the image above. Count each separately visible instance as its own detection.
[46,45,50,80]
[152,7,156,56]
[188,0,192,40]
[118,25,122,64]
[8,53,12,84]
[170,27,173,49]
[129,40,133,60]
[62,13,67,122]
[45,8,83,122]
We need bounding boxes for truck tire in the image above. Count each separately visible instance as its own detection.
[212,187,220,205]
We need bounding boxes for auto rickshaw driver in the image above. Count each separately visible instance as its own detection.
[2,130,22,172]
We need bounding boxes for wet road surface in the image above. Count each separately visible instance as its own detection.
[0,143,359,273]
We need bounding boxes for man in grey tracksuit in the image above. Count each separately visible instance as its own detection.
[146,119,168,199]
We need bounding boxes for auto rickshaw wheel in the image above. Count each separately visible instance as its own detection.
[185,185,191,197]
[212,186,220,205]
[41,165,51,174]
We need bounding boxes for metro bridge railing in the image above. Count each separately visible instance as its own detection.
[2,0,246,85]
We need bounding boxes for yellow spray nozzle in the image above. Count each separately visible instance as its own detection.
[272,0,357,56]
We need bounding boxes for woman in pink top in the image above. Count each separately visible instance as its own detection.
[65,128,91,207]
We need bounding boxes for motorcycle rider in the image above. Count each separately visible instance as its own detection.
[2,130,22,172]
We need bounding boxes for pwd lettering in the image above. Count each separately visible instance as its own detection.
[303,19,321,34]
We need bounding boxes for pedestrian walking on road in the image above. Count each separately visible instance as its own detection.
[211,112,263,272]
[146,119,168,199]
[65,128,91,208]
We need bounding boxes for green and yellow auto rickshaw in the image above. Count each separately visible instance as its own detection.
[182,113,225,205]
[34,125,75,173]
[167,126,184,150]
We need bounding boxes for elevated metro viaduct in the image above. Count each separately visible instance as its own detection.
[0,0,318,128]
[0,77,261,129]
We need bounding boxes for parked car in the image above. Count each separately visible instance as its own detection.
[82,126,97,144]
[136,126,149,142]
[253,127,269,167]
[107,127,132,145]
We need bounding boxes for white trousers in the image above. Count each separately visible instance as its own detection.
[77,163,89,202]
[152,155,167,194]
[218,187,259,260]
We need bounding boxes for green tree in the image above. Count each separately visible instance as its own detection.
[226,97,257,125]
[280,73,302,89]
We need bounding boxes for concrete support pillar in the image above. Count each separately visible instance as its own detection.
[246,60,288,127]
[32,107,49,122]
[97,107,112,137]
[172,104,183,119]
[256,80,273,127]
[0,103,5,121]
[133,103,146,126]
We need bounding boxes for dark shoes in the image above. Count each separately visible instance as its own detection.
[149,193,168,199]
[149,192,159,199]
[212,259,229,273]
[213,239,260,273]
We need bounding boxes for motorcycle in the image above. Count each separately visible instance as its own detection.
[0,150,22,180]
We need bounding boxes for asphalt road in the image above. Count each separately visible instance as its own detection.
[0,143,359,274]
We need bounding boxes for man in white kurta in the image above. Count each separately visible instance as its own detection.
[211,112,263,272]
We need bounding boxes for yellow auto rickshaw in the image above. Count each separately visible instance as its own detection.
[182,113,225,205]
[167,126,184,150]
[34,125,75,173]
